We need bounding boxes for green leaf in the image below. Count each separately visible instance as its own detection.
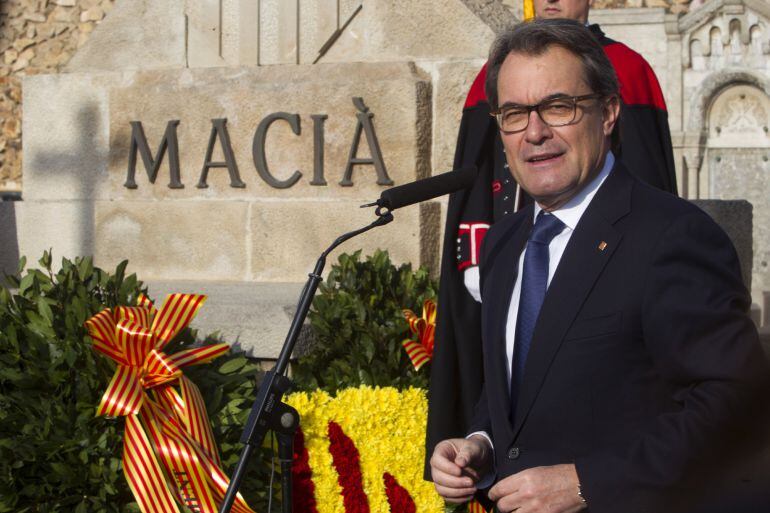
[16,255,27,274]
[115,260,128,283]
[38,250,52,270]
[36,296,54,324]
[77,257,94,281]
[0,287,10,305]
[18,273,34,295]
[218,356,247,375]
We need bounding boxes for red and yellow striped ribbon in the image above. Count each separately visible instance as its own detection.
[85,293,254,513]
[469,499,490,513]
[401,299,437,371]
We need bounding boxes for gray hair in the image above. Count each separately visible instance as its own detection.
[485,19,619,111]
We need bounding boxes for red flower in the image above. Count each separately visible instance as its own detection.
[327,421,370,513]
[292,427,319,513]
[383,472,416,513]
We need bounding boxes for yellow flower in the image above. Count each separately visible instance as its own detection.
[286,387,444,513]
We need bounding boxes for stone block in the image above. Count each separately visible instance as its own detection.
[590,8,669,92]
[339,0,361,20]
[762,291,770,328]
[22,72,111,201]
[94,200,250,281]
[66,0,186,72]
[259,0,298,65]
[322,0,494,63]
[187,0,227,68]
[420,201,442,278]
[314,3,365,65]
[468,0,519,33]
[431,60,487,176]
[16,199,95,262]
[759,326,770,361]
[146,280,305,358]
[105,63,431,202]
[298,0,339,65]
[221,0,259,65]
[690,199,752,291]
[248,199,440,281]
[706,149,770,304]
[0,201,20,279]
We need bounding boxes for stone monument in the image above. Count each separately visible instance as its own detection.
[5,0,769,354]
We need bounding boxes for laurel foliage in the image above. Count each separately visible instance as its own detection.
[293,249,438,393]
[0,253,272,513]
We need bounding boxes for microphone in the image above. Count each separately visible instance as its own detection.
[364,166,478,212]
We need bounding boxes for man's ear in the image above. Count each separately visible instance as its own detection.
[602,95,621,137]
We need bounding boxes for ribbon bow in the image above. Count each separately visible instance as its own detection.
[85,293,254,513]
[401,299,437,371]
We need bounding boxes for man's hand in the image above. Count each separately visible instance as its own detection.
[488,464,586,513]
[430,436,492,503]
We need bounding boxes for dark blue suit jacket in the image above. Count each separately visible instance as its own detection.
[472,162,770,513]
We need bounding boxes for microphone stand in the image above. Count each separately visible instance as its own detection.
[218,209,395,513]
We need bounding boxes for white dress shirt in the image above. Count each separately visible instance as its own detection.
[503,152,614,385]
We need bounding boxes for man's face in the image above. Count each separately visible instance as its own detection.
[534,0,592,24]
[496,46,619,210]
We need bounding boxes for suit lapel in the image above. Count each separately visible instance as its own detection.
[511,165,634,437]
[483,208,532,434]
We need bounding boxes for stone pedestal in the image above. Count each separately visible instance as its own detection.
[146,280,307,358]
[691,199,753,290]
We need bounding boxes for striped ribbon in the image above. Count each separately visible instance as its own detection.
[468,499,490,513]
[85,293,255,513]
[401,299,437,371]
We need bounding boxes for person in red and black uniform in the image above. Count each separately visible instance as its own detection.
[426,0,678,477]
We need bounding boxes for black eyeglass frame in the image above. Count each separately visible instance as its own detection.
[490,93,608,134]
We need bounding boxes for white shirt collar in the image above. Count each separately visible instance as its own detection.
[533,151,614,230]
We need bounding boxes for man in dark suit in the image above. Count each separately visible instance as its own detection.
[426,0,678,477]
[429,19,769,513]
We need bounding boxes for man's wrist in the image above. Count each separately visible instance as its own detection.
[466,431,493,451]
[465,432,495,489]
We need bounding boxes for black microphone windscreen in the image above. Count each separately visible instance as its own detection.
[378,166,478,210]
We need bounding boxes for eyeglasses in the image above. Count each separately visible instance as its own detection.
[491,93,605,134]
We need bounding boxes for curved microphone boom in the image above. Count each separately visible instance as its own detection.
[363,166,478,213]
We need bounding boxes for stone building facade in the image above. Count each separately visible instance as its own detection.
[0,0,116,192]
[1,0,767,353]
[0,0,707,194]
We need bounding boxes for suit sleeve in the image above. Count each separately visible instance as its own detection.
[575,209,770,513]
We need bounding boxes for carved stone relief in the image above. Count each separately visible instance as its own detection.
[684,5,768,71]
[708,84,770,147]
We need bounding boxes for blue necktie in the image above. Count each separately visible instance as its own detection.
[510,211,566,420]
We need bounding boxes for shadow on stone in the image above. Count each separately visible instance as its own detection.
[30,104,102,258]
[0,200,20,283]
